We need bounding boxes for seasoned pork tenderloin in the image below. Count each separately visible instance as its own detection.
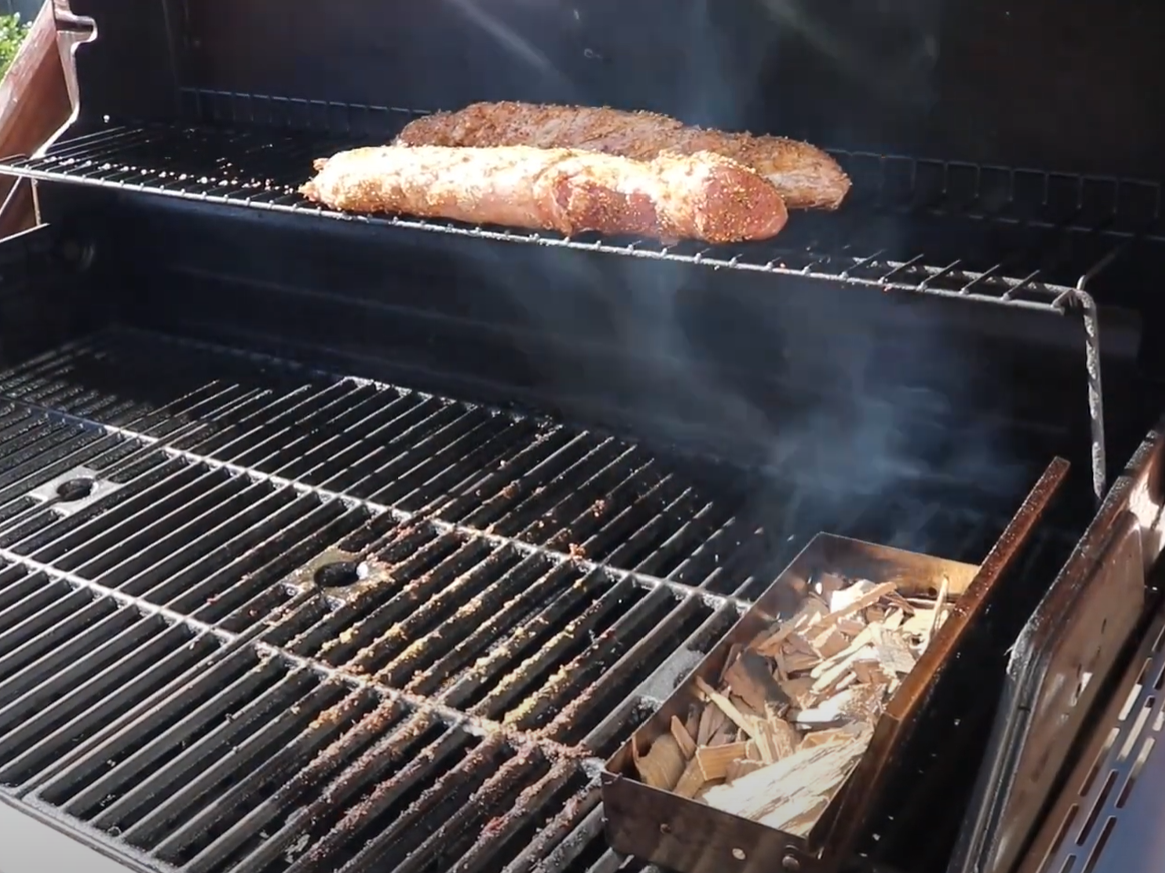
[396,101,851,211]
[301,144,789,244]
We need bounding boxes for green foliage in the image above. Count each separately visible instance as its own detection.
[0,13,31,80]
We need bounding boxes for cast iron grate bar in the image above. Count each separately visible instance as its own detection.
[0,406,742,750]
[0,112,1119,500]
[0,547,607,871]
[0,328,1028,873]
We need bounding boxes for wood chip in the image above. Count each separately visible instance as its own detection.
[811,626,849,659]
[760,717,800,760]
[724,651,790,714]
[835,617,867,637]
[834,671,859,692]
[851,659,887,685]
[719,644,744,685]
[811,643,876,694]
[923,576,951,648]
[884,591,916,615]
[794,687,859,727]
[810,627,875,679]
[633,733,686,790]
[901,608,936,637]
[783,676,817,707]
[674,757,706,798]
[816,581,899,629]
[684,704,700,739]
[670,715,697,758]
[784,633,818,657]
[726,758,766,782]
[843,681,893,722]
[696,741,751,780]
[870,624,917,675]
[781,651,822,674]
[802,594,831,618]
[751,719,776,764]
[799,726,863,750]
[881,609,905,632]
[696,701,727,745]
[730,694,763,721]
[754,623,798,657]
[709,721,738,746]
[829,580,878,613]
[695,676,761,739]
[701,725,874,836]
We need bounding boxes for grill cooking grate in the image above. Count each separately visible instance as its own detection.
[0,326,1036,872]
[2,94,1147,502]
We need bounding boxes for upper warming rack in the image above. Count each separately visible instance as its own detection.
[2,92,1162,502]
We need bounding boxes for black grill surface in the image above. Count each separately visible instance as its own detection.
[0,327,1056,873]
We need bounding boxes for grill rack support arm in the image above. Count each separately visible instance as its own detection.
[1080,291,1106,505]
[1074,238,1133,506]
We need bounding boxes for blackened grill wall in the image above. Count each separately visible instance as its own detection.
[67,0,1165,180]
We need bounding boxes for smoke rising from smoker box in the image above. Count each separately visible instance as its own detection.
[461,231,1028,542]
[443,0,1027,549]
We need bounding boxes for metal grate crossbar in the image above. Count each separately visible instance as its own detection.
[0,327,1023,873]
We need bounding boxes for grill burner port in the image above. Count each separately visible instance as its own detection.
[314,560,362,588]
[55,477,95,501]
[25,466,123,516]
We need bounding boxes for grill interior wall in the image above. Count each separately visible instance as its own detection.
[66,0,1165,180]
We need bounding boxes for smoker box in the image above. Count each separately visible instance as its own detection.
[600,452,1069,873]
[601,531,985,873]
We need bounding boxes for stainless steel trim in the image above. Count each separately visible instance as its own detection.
[0,797,135,873]
[951,417,1165,873]
[1020,601,1165,873]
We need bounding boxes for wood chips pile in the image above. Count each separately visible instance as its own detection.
[632,572,954,836]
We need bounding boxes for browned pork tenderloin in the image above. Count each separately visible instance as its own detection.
[299,145,789,244]
[395,101,851,211]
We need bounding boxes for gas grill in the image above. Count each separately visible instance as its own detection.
[2,1,1165,872]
